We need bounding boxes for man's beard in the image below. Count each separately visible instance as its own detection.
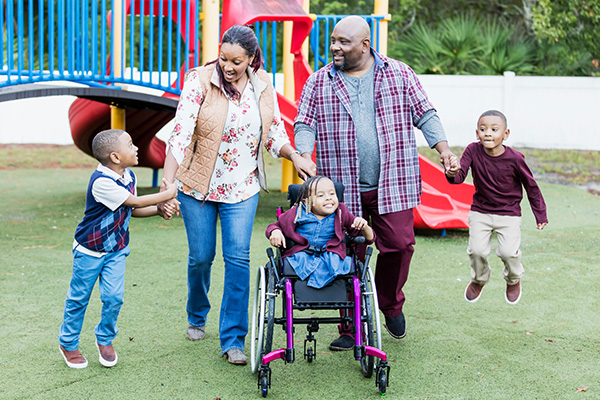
[334,56,348,71]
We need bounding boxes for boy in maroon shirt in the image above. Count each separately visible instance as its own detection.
[447,110,548,305]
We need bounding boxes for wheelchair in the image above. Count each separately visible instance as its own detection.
[250,183,390,397]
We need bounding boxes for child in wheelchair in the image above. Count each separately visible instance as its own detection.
[265,175,374,289]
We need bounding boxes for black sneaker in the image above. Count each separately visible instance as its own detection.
[329,335,354,351]
[384,313,407,339]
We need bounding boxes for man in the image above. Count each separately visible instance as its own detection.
[294,16,459,350]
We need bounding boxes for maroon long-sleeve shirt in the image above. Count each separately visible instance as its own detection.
[447,142,548,224]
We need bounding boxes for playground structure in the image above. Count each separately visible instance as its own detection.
[0,0,473,230]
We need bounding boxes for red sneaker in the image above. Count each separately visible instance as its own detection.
[505,281,522,305]
[464,282,484,303]
[59,345,88,369]
[96,341,118,367]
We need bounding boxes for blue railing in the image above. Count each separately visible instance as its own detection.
[0,1,382,96]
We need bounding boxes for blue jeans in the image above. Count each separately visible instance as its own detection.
[178,192,259,354]
[58,246,129,350]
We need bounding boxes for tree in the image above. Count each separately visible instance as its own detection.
[530,0,600,75]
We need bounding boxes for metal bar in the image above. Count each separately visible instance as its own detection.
[17,0,24,78]
[271,21,276,83]
[91,0,97,76]
[139,0,145,76]
[57,0,63,77]
[158,0,163,86]
[175,0,182,89]
[194,0,199,68]
[0,0,4,71]
[167,0,172,83]
[68,0,74,74]
[6,0,13,81]
[129,0,135,80]
[285,279,294,350]
[48,0,54,75]
[149,0,155,82]
[184,0,190,73]
[38,0,44,76]
[28,0,33,78]
[100,0,106,77]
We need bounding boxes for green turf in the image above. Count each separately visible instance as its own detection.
[1,163,599,399]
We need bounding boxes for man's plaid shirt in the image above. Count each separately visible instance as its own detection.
[295,50,436,216]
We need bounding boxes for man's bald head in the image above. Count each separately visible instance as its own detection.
[334,16,371,41]
[330,16,373,73]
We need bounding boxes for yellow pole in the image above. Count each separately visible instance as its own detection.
[110,0,125,130]
[201,0,220,64]
[281,21,302,191]
[373,0,390,57]
[111,106,126,130]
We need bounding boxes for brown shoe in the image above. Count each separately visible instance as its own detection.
[464,282,484,303]
[222,349,247,365]
[96,341,118,367]
[59,345,88,369]
[505,281,521,305]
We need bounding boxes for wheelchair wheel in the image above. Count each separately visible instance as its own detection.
[251,265,267,373]
[360,288,375,377]
[251,264,276,373]
[263,263,276,358]
[361,264,381,378]
[366,264,383,350]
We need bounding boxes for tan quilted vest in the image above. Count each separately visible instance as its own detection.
[175,63,275,195]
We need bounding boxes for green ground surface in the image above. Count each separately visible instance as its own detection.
[0,147,599,399]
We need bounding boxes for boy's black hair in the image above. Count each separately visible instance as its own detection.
[92,129,125,164]
[479,109,508,128]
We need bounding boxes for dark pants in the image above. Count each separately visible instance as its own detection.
[339,189,415,336]
[360,189,415,318]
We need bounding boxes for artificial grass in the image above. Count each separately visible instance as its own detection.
[1,165,599,400]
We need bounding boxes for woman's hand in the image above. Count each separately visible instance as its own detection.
[291,152,317,180]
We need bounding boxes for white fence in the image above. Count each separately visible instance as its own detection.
[417,72,600,150]
[1,73,599,150]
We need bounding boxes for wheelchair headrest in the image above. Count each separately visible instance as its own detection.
[287,182,345,207]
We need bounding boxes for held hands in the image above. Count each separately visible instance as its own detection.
[441,151,460,177]
[158,199,180,220]
[269,229,286,248]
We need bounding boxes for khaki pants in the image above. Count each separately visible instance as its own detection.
[467,211,523,286]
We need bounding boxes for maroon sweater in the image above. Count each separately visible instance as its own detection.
[265,203,376,259]
[447,142,548,224]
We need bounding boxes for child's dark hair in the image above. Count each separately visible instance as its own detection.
[479,109,508,128]
[293,176,333,222]
[92,129,125,164]
[206,25,263,101]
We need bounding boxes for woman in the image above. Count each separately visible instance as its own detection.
[161,25,314,365]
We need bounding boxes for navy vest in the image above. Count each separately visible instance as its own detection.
[74,169,135,252]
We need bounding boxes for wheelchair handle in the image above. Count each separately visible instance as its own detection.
[348,236,366,244]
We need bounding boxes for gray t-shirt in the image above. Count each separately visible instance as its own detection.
[341,62,380,192]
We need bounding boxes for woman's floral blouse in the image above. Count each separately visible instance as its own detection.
[167,68,290,203]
